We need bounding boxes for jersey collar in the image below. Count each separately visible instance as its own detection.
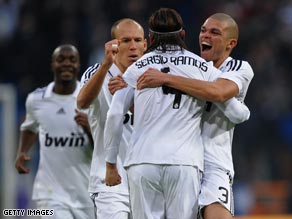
[43,81,81,98]
[219,56,233,70]
[110,63,123,77]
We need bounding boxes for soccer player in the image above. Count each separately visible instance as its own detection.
[135,13,254,219]
[77,18,147,219]
[104,8,249,219]
[15,44,95,219]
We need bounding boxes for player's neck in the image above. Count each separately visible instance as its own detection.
[114,61,127,73]
[53,81,76,95]
[214,55,229,68]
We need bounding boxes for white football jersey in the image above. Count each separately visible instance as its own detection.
[21,81,93,208]
[202,57,254,176]
[80,63,132,195]
[105,48,221,171]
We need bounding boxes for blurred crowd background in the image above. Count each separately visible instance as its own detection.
[0,0,291,216]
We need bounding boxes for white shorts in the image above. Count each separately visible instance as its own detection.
[36,199,95,219]
[90,192,130,219]
[198,167,234,216]
[127,164,202,219]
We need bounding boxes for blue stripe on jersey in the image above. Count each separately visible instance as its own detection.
[226,59,242,72]
[234,60,242,71]
[108,70,114,78]
[226,60,233,71]
[83,63,114,79]
[231,60,238,71]
[83,63,100,80]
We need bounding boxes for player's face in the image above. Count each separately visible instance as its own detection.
[199,18,231,68]
[52,47,80,84]
[114,22,147,72]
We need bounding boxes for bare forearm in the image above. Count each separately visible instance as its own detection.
[17,130,37,154]
[164,75,238,102]
[77,63,111,109]
[138,68,238,102]
[15,130,36,173]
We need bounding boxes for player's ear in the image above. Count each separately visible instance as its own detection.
[143,38,147,52]
[228,38,237,50]
[180,29,186,40]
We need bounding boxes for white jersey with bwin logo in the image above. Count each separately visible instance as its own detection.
[105,48,222,171]
[20,81,93,208]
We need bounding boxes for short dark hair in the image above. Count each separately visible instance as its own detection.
[52,44,79,61]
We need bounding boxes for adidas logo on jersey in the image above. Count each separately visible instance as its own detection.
[56,108,66,114]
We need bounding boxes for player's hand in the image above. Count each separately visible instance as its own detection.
[103,39,120,66]
[15,153,31,174]
[137,68,167,90]
[105,162,121,186]
[108,74,127,95]
[74,109,91,133]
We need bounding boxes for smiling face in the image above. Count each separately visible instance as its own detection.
[113,19,147,72]
[199,15,238,68]
[51,45,80,86]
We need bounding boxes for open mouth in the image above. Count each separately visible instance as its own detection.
[60,67,74,74]
[61,71,73,75]
[60,72,74,81]
[201,42,212,51]
[129,55,139,61]
[60,68,74,78]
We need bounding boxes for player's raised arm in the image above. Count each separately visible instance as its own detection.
[77,40,119,109]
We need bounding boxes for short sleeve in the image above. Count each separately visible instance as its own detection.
[219,61,254,93]
[20,93,39,133]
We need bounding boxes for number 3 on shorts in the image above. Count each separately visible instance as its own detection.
[218,186,229,204]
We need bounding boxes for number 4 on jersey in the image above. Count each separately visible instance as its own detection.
[160,67,186,109]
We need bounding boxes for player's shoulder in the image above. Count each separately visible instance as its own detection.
[224,57,252,71]
[221,57,254,80]
[183,49,212,70]
[183,49,204,60]
[29,85,47,99]
[81,63,101,81]
[25,85,49,107]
